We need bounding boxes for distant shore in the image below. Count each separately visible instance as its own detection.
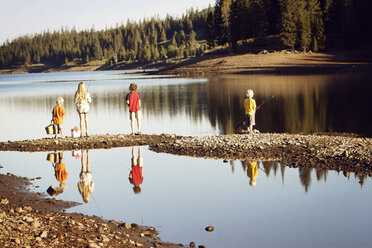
[1,50,372,76]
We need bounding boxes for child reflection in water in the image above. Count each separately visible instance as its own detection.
[247,161,258,187]
[47,152,68,196]
[77,150,95,203]
[129,146,143,194]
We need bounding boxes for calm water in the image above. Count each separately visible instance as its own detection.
[0,71,371,141]
[0,71,372,247]
[0,148,371,248]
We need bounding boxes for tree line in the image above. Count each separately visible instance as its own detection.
[0,8,210,68]
[1,0,370,69]
[208,0,372,52]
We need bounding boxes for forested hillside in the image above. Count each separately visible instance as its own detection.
[0,0,371,69]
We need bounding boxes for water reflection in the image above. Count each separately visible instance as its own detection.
[204,74,372,136]
[246,161,258,187]
[1,72,371,141]
[78,150,95,203]
[233,159,369,192]
[0,148,372,248]
[128,146,144,194]
[46,152,68,197]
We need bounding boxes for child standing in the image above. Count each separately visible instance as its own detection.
[128,146,143,194]
[244,89,256,133]
[126,83,141,135]
[52,97,66,138]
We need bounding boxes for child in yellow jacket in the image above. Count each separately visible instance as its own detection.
[244,89,256,133]
[52,97,66,138]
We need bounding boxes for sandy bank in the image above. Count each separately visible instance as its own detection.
[154,50,372,76]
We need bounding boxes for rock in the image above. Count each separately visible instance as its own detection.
[119,222,132,229]
[131,223,141,229]
[0,198,9,205]
[190,241,196,247]
[40,231,48,238]
[15,207,24,213]
[101,234,109,243]
[88,242,100,248]
[23,216,34,223]
[11,238,21,244]
[32,220,41,228]
[205,225,214,232]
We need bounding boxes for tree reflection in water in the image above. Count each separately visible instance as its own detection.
[231,160,367,191]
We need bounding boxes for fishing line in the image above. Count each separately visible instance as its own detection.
[258,164,282,185]
[86,32,111,92]
[92,194,104,217]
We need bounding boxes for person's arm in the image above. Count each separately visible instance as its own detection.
[126,93,130,106]
[87,93,92,103]
[52,108,55,122]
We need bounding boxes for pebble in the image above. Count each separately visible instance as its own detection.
[88,242,100,248]
[40,231,48,238]
[205,226,214,232]
[0,198,9,205]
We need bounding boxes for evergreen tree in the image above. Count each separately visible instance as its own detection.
[206,9,215,47]
[280,0,305,49]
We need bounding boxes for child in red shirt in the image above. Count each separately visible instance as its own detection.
[126,83,141,135]
[128,146,143,194]
[52,97,66,138]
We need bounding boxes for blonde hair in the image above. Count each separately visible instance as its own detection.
[78,181,93,203]
[246,89,254,98]
[75,82,88,104]
[56,97,64,105]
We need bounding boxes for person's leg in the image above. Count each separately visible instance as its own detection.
[84,114,89,136]
[130,112,135,134]
[137,117,141,134]
[86,150,90,171]
[132,146,136,159]
[136,111,141,134]
[81,150,85,172]
[138,146,142,166]
[54,124,58,138]
[79,114,84,137]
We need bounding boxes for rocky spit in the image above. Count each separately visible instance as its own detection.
[0,134,179,153]
[149,132,372,176]
[1,132,371,175]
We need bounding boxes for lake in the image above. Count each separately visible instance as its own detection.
[0,71,371,247]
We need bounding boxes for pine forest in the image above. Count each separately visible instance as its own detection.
[0,0,371,69]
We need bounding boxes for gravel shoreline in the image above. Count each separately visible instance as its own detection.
[0,173,184,248]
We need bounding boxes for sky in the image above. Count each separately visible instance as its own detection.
[0,0,215,45]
